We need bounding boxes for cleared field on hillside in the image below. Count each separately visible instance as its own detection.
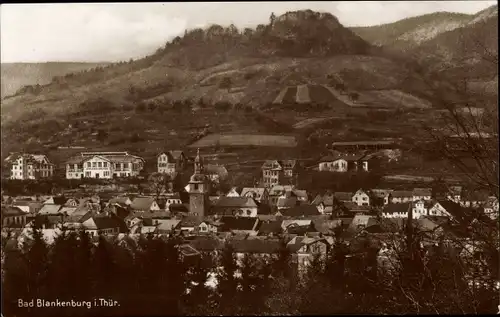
[189,134,298,148]
[355,89,432,108]
[293,116,344,129]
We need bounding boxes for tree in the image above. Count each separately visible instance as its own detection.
[91,234,117,299]
[186,253,214,314]
[25,225,49,296]
[148,172,171,200]
[403,23,500,313]
[217,242,238,314]
[2,237,28,317]
[270,12,276,27]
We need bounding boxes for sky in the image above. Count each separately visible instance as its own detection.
[1,1,496,63]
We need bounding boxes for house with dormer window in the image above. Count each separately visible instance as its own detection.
[261,160,298,188]
[157,150,186,175]
[65,151,144,179]
[5,153,54,180]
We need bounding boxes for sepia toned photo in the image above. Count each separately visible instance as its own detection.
[1,2,498,316]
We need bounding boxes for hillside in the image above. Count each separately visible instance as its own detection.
[1,62,109,99]
[350,12,473,50]
[411,5,498,96]
[0,9,482,165]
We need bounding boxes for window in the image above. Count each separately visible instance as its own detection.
[98,162,102,168]
[103,162,108,168]
[194,184,199,190]
[85,171,91,177]
[87,162,91,168]
[92,162,96,168]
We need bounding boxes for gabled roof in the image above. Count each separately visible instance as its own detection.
[219,216,259,231]
[83,216,121,230]
[205,164,229,178]
[214,197,258,208]
[287,236,328,253]
[343,202,370,213]
[140,226,157,234]
[349,215,377,230]
[109,196,132,206]
[157,219,182,232]
[277,196,298,209]
[435,200,475,222]
[262,160,284,170]
[5,153,51,164]
[334,192,353,202]
[383,202,412,214]
[320,153,366,162]
[390,191,413,198]
[230,239,282,254]
[241,187,267,198]
[130,197,157,211]
[412,188,432,196]
[178,244,200,257]
[281,219,312,230]
[353,189,369,196]
[257,220,283,235]
[170,150,185,160]
[2,206,25,217]
[59,207,78,216]
[370,189,394,198]
[158,150,185,160]
[64,207,92,223]
[281,204,320,217]
[312,219,343,233]
[180,216,202,228]
[292,189,308,200]
[38,204,62,215]
[312,193,334,206]
[13,201,43,213]
[269,185,295,196]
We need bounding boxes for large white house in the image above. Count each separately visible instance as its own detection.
[65,152,144,179]
[5,153,54,180]
[157,150,186,175]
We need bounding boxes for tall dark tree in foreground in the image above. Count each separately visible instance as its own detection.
[185,253,216,315]
[216,242,239,314]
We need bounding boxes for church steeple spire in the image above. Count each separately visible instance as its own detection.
[194,148,204,174]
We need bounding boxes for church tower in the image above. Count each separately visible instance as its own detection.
[188,149,210,218]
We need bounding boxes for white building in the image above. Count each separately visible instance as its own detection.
[412,188,432,201]
[352,189,370,207]
[5,153,54,180]
[382,200,450,219]
[157,150,186,175]
[65,151,144,179]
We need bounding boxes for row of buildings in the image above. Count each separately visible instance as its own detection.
[4,151,300,187]
[2,149,498,277]
[5,148,382,185]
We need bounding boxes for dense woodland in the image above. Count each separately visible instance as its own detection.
[2,222,498,317]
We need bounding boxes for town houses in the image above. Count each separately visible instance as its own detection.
[2,147,499,277]
[65,151,145,179]
[261,159,299,187]
[5,153,54,180]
